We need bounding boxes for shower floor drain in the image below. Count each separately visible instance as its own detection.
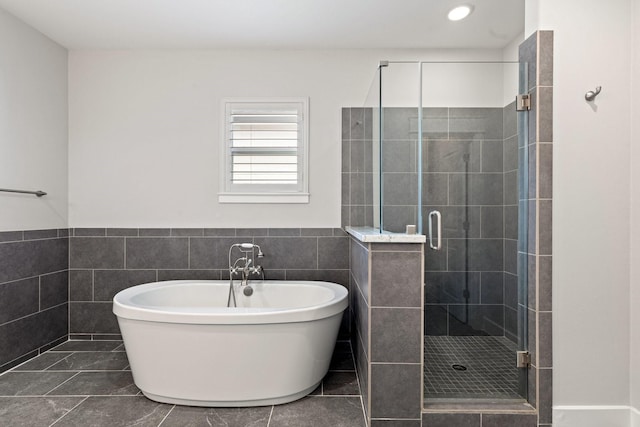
[452,364,467,371]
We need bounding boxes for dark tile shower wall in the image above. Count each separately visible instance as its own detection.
[68,228,350,338]
[364,106,516,339]
[342,108,374,228]
[420,107,511,338]
[0,229,69,373]
[520,30,554,426]
[380,108,421,233]
[350,237,424,425]
[342,105,520,340]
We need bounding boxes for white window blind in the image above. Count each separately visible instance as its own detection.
[219,98,309,203]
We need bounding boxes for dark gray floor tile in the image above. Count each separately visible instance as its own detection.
[481,413,537,427]
[333,341,352,353]
[47,371,139,396]
[308,383,322,396]
[371,420,421,427]
[13,352,72,371]
[0,372,77,396]
[54,396,171,427]
[422,412,480,427]
[47,352,129,371]
[50,340,122,352]
[1,339,366,425]
[330,351,355,371]
[0,396,85,426]
[322,372,360,396]
[270,396,365,427]
[160,405,271,427]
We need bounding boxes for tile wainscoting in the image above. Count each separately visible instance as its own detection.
[0,229,69,373]
[0,227,350,373]
[67,227,351,339]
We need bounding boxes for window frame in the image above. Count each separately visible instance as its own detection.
[218,97,310,204]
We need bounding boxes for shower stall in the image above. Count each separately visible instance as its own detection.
[355,60,530,404]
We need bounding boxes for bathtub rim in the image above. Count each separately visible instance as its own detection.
[113,279,348,325]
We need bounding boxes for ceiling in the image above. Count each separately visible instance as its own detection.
[0,0,525,50]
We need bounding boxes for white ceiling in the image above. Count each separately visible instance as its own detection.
[0,0,525,50]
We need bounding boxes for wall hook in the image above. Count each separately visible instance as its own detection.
[585,86,602,102]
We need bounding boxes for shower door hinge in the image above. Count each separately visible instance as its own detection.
[516,94,531,111]
[516,351,531,368]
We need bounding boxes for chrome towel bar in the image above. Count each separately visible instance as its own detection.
[0,188,47,197]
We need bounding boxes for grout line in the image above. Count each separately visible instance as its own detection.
[0,302,69,328]
[48,396,89,427]
[0,269,68,285]
[266,405,274,427]
[44,371,81,396]
[157,405,176,426]
[41,352,75,370]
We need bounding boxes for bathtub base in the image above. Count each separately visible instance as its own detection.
[119,314,342,407]
[141,381,321,407]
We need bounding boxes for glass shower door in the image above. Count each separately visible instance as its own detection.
[420,61,529,402]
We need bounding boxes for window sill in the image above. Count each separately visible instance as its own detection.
[218,192,310,204]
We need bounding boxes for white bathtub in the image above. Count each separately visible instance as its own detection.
[112,280,348,407]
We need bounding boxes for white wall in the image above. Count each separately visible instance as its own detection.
[631,0,640,422]
[68,48,507,228]
[503,33,524,106]
[529,0,635,424]
[0,8,68,231]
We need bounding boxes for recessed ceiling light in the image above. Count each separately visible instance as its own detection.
[448,5,474,21]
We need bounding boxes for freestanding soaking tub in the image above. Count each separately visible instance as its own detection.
[113,280,348,407]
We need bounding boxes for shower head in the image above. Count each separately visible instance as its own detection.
[256,246,265,258]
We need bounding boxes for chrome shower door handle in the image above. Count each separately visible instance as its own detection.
[428,210,442,251]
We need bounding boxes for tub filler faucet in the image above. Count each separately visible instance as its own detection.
[227,243,265,307]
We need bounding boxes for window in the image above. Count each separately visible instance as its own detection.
[218,98,309,203]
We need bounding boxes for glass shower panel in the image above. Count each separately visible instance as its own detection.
[362,67,381,230]
[379,63,421,234]
[421,62,528,401]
